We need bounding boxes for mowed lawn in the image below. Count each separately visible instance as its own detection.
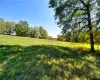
[0,35,100,80]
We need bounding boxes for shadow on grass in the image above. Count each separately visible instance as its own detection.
[0,45,100,80]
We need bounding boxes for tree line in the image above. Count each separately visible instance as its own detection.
[57,28,100,44]
[0,18,52,39]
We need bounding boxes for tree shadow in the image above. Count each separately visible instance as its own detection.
[0,45,100,80]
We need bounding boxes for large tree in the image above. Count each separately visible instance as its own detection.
[49,0,100,53]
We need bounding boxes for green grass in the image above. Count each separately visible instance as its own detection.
[0,35,100,50]
[0,35,100,80]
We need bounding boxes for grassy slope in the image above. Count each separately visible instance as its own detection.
[0,35,100,50]
[0,35,100,80]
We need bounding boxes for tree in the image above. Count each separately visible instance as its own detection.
[64,32,71,42]
[39,26,48,39]
[15,24,23,36]
[57,34,64,41]
[0,18,5,34]
[30,27,40,38]
[39,26,44,36]
[49,0,100,53]
[15,20,29,37]
[5,21,16,35]
[0,18,50,39]
[42,30,48,39]
[48,36,53,40]
[94,28,100,44]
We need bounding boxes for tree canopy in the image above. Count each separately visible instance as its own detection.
[0,18,49,39]
[49,0,100,52]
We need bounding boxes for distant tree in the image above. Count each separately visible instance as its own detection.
[57,34,64,41]
[48,36,53,40]
[27,27,31,37]
[30,27,40,38]
[39,26,48,39]
[42,30,48,39]
[64,32,71,42]
[15,24,23,36]
[0,18,5,34]
[0,18,51,40]
[29,27,34,37]
[15,20,29,36]
[18,20,29,27]
[78,31,89,43]
[5,21,16,35]
[94,28,100,44]
[57,30,90,43]
[39,26,44,36]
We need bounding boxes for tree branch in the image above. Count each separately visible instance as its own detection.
[79,0,87,7]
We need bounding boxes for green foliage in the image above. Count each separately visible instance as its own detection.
[15,24,23,36]
[49,0,100,52]
[57,30,89,43]
[0,18,49,39]
[49,0,99,32]
[5,21,16,35]
[15,20,29,37]
[29,27,40,38]
[32,27,40,37]
[48,36,53,40]
[57,34,64,41]
[0,18,5,34]
[39,26,48,39]
[57,28,100,44]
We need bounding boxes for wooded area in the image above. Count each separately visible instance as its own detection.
[0,18,52,39]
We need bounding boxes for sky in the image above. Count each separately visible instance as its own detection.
[0,0,61,38]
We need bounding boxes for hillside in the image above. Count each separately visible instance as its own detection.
[0,35,100,50]
[0,35,100,80]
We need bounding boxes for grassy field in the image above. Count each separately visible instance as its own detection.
[0,35,100,50]
[0,35,100,80]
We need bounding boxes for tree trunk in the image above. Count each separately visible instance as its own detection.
[89,32,94,53]
[87,4,95,53]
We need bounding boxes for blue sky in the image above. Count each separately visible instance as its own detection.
[0,0,61,38]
